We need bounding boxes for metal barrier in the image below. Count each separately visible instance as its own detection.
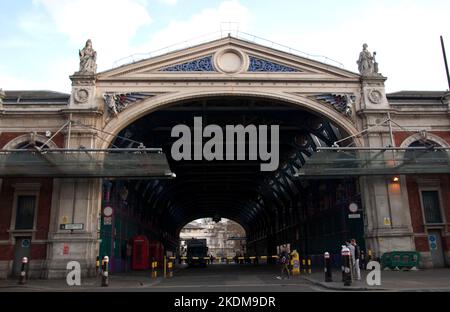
[381,251,420,270]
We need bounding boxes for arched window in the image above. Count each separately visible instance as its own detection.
[404,140,447,166]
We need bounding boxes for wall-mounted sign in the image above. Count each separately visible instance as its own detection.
[103,216,112,225]
[383,217,391,226]
[428,234,437,250]
[62,216,69,224]
[349,203,358,213]
[103,206,113,217]
[21,239,31,248]
[63,244,70,255]
[348,214,361,219]
[60,223,84,230]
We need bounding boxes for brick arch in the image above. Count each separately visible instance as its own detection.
[2,133,59,150]
[399,132,450,148]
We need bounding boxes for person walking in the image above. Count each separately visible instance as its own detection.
[346,240,355,280]
[351,239,361,280]
[277,250,291,280]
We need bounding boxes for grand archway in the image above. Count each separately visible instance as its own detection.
[99,95,365,272]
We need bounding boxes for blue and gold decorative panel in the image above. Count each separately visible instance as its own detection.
[248,56,299,72]
[316,94,354,118]
[159,56,215,72]
[103,92,155,116]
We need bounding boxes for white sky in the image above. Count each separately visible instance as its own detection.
[0,0,449,93]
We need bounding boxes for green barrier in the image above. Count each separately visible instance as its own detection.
[381,251,420,269]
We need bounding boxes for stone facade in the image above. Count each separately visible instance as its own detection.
[0,36,449,278]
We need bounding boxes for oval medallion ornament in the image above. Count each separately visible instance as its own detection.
[74,88,89,103]
[215,49,245,74]
[368,89,383,104]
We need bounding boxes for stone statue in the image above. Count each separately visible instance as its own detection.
[103,94,118,116]
[79,39,97,73]
[357,43,379,76]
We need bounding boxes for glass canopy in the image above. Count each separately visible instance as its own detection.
[0,148,174,178]
[296,147,450,178]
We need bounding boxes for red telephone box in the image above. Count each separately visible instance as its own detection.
[131,236,149,270]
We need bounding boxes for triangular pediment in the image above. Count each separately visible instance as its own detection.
[98,36,359,81]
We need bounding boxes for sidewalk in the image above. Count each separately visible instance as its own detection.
[0,273,163,291]
[302,268,450,291]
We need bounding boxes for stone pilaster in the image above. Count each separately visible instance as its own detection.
[44,178,102,278]
[69,72,98,110]
[358,76,415,260]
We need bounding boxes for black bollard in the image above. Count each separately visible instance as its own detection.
[101,256,109,287]
[341,246,352,286]
[95,256,100,276]
[324,252,332,282]
[18,257,28,285]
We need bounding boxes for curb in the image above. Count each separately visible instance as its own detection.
[302,276,386,291]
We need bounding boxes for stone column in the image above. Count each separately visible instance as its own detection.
[44,66,104,278]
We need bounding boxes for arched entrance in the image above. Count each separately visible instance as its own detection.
[98,95,365,272]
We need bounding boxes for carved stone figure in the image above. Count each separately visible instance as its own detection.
[357,43,379,76]
[104,94,118,116]
[79,39,97,73]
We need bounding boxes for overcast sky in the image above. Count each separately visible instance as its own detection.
[0,0,449,93]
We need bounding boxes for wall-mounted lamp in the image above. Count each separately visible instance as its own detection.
[392,176,400,183]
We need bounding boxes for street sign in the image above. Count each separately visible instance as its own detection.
[348,214,361,219]
[21,239,31,248]
[428,235,437,250]
[383,217,391,226]
[103,206,113,217]
[103,216,112,225]
[60,223,84,230]
[349,202,358,213]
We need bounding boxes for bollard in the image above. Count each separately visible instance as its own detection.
[307,257,312,274]
[18,257,28,285]
[95,256,100,276]
[151,261,158,278]
[324,252,332,282]
[164,256,167,278]
[302,258,306,274]
[341,246,352,286]
[101,256,109,287]
[167,261,173,278]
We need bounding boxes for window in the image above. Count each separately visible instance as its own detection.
[421,191,443,224]
[15,196,36,230]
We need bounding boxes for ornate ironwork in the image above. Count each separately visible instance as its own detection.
[315,94,354,117]
[159,56,214,72]
[248,56,298,72]
[103,92,154,116]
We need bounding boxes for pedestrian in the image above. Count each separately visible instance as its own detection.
[346,240,355,280]
[360,250,366,271]
[278,250,291,280]
[351,239,361,280]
